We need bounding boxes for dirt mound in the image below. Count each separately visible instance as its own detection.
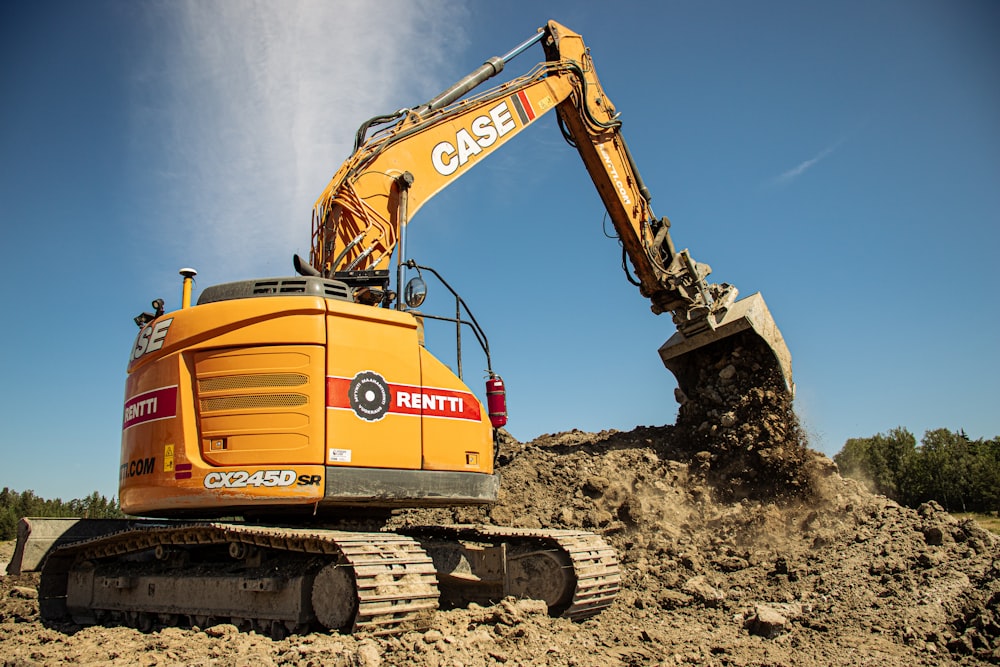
[394,423,997,666]
[5,424,997,665]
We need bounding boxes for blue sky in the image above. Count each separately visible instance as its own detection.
[1,0,997,501]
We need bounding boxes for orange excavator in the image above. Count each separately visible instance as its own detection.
[12,20,792,637]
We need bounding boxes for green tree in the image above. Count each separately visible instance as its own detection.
[0,487,125,540]
[836,428,1000,513]
[920,429,973,512]
[968,437,1000,513]
[834,427,916,500]
[0,507,17,541]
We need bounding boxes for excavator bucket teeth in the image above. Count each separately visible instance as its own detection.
[658,293,793,399]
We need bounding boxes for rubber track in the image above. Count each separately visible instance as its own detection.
[408,524,621,620]
[40,522,438,635]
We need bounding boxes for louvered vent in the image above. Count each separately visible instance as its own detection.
[193,345,323,465]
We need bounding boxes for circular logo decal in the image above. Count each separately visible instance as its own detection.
[348,371,391,421]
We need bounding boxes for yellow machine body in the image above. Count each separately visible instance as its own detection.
[121,295,495,517]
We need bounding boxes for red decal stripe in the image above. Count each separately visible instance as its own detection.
[390,384,481,421]
[326,377,352,408]
[326,376,481,422]
[515,90,536,121]
[123,386,178,430]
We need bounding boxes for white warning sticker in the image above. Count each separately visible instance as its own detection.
[328,448,352,463]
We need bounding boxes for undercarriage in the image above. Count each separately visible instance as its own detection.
[37,522,620,636]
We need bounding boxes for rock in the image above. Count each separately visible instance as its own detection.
[917,501,946,517]
[512,598,548,617]
[10,586,37,600]
[713,556,749,572]
[656,589,694,609]
[617,497,643,524]
[583,476,610,495]
[681,576,726,607]
[923,526,947,546]
[422,629,444,644]
[769,602,806,620]
[204,623,238,638]
[586,509,614,527]
[746,604,789,638]
[946,632,975,655]
[356,640,382,667]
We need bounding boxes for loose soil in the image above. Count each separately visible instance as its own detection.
[2,336,998,665]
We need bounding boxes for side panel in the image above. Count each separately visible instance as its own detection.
[324,303,422,469]
[418,349,493,474]
[120,298,329,516]
[323,301,494,476]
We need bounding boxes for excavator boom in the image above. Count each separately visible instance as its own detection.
[309,20,793,396]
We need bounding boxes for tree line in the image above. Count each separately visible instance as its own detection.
[834,427,1000,513]
[0,487,126,541]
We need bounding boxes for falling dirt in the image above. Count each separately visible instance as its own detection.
[2,336,998,665]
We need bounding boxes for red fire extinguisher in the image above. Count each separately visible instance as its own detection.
[486,374,507,428]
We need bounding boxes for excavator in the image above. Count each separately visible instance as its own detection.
[11,20,792,637]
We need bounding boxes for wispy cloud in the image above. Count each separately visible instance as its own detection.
[769,136,847,188]
[136,0,466,283]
